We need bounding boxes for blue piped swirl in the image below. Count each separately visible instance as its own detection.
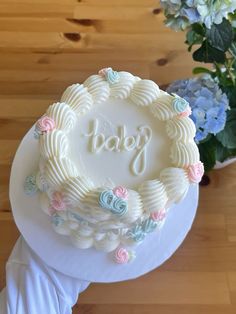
[99,189,127,217]
[127,225,146,242]
[24,174,38,196]
[141,218,157,233]
[51,213,65,227]
[111,197,127,216]
[106,69,120,84]
[172,95,189,113]
[99,190,114,208]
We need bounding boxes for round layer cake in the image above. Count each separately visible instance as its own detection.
[24,68,204,264]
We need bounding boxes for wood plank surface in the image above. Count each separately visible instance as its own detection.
[0,1,235,313]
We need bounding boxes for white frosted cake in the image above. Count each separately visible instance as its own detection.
[24,68,204,264]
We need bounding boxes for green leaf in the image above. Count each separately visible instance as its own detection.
[193,41,226,63]
[192,67,212,75]
[198,137,217,172]
[186,29,203,51]
[206,19,233,52]
[192,23,206,36]
[216,109,236,149]
[215,139,236,162]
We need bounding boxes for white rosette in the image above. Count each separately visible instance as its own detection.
[61,83,93,116]
[150,93,177,121]
[138,180,168,212]
[170,141,200,167]
[166,116,196,142]
[129,79,160,106]
[46,102,77,133]
[39,130,68,159]
[84,74,110,104]
[160,167,189,203]
[110,71,136,99]
[45,157,78,188]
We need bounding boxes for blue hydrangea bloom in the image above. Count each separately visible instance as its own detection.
[167,75,229,143]
[160,0,236,30]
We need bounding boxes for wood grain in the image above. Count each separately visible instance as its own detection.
[0,1,235,313]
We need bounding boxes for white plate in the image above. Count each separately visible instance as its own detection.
[10,125,199,283]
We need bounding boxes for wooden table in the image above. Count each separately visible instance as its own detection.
[0,1,236,312]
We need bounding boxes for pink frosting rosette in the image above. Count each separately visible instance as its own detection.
[150,209,166,221]
[178,106,192,118]
[50,191,66,211]
[188,162,204,183]
[98,67,112,77]
[113,186,128,200]
[36,116,55,133]
[114,247,130,264]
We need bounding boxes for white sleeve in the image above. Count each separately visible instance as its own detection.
[0,236,90,314]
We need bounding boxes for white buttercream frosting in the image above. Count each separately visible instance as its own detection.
[160,167,189,203]
[129,79,160,106]
[39,130,68,159]
[170,141,200,167]
[110,71,136,99]
[94,231,120,252]
[45,157,78,187]
[32,68,201,257]
[83,74,110,104]
[46,102,77,133]
[70,229,94,249]
[150,92,176,121]
[63,176,94,205]
[166,116,196,142]
[138,179,168,212]
[61,83,93,116]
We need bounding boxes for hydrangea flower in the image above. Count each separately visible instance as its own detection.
[160,0,236,30]
[167,75,229,143]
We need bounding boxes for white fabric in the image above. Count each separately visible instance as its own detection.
[0,236,90,314]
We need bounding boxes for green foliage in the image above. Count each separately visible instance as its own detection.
[216,109,236,149]
[198,137,217,172]
[192,67,211,75]
[184,18,236,172]
[206,19,233,52]
[193,41,226,63]
[186,29,203,51]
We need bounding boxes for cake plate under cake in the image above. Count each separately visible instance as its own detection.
[10,125,199,283]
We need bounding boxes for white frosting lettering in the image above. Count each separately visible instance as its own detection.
[84,119,152,176]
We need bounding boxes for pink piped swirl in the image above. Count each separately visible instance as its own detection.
[51,191,66,211]
[188,162,204,183]
[98,67,112,77]
[150,209,166,221]
[178,106,192,118]
[36,116,55,133]
[113,186,128,200]
[115,247,130,264]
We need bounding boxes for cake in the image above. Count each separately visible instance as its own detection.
[24,68,204,264]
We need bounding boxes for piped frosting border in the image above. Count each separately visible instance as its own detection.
[26,68,204,263]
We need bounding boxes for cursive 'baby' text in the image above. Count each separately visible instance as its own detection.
[83,119,152,176]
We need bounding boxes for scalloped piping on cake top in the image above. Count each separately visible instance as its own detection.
[25,68,204,263]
